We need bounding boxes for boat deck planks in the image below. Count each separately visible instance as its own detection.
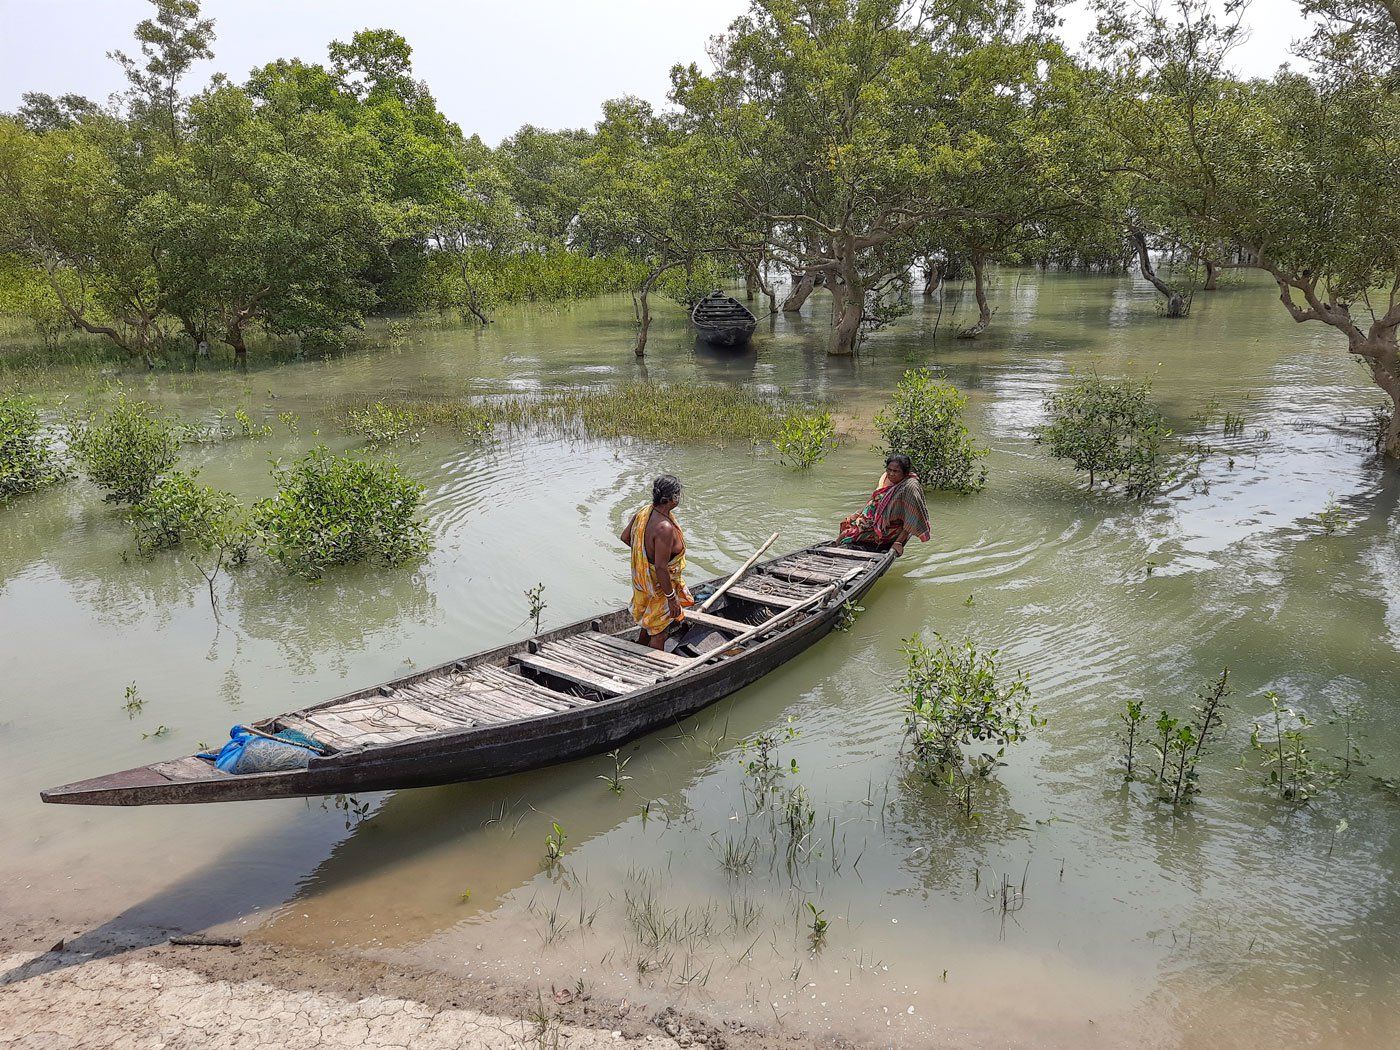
[510,651,634,696]
[681,609,747,633]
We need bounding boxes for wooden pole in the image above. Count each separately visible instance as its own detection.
[698,531,779,613]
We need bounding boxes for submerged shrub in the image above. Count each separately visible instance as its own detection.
[253,448,430,579]
[68,394,181,503]
[346,402,425,445]
[774,410,837,469]
[0,393,66,500]
[1036,375,1177,497]
[131,471,247,557]
[874,371,987,493]
[900,634,1038,780]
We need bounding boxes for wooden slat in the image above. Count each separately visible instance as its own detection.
[510,652,632,696]
[471,665,586,709]
[565,635,678,677]
[277,714,360,750]
[681,609,748,633]
[816,545,884,561]
[765,565,848,585]
[586,631,690,667]
[538,638,656,684]
[725,585,805,609]
[153,757,228,782]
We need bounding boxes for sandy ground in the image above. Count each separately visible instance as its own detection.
[0,924,811,1050]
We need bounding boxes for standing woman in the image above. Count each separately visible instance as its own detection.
[620,475,694,649]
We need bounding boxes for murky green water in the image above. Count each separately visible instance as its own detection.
[2,272,1398,1047]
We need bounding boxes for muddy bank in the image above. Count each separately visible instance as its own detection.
[0,922,802,1050]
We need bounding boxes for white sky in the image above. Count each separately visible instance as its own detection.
[0,0,1309,144]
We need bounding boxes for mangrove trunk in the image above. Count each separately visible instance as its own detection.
[1130,228,1187,318]
[956,253,992,339]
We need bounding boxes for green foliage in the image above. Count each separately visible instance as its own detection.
[1249,692,1330,804]
[67,394,181,502]
[900,635,1038,782]
[131,470,243,555]
[524,581,548,634]
[122,682,144,718]
[0,393,66,499]
[1122,669,1230,803]
[544,821,567,864]
[598,748,632,795]
[253,448,430,578]
[774,410,836,469]
[346,402,423,445]
[1036,375,1177,497]
[874,371,987,493]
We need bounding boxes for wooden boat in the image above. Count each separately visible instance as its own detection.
[691,291,758,347]
[41,542,894,806]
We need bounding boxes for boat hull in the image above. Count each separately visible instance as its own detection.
[41,545,893,805]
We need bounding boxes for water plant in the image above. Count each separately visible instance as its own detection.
[900,634,1038,782]
[67,394,180,503]
[253,448,430,579]
[1249,692,1327,804]
[835,599,863,631]
[874,370,988,493]
[131,471,251,611]
[1121,669,1230,803]
[122,682,144,718]
[774,410,836,468]
[0,393,66,500]
[598,747,632,795]
[525,581,548,634]
[805,902,828,947]
[345,401,423,445]
[1318,494,1347,535]
[1036,374,1178,497]
[544,820,567,864]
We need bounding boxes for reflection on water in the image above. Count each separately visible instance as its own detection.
[3,272,1400,1047]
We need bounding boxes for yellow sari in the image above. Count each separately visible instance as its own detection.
[629,505,694,636]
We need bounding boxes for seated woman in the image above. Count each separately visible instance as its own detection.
[838,453,931,556]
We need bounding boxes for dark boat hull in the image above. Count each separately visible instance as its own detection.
[691,293,758,347]
[42,544,894,805]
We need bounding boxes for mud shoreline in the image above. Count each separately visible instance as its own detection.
[0,919,821,1049]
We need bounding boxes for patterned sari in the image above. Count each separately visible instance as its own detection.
[838,473,932,549]
[629,505,695,636]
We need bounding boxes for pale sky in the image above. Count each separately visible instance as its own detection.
[0,0,1309,144]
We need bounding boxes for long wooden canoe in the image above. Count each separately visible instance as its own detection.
[41,542,894,806]
[691,291,758,347]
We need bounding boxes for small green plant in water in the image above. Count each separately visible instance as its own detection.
[774,410,836,469]
[874,370,987,493]
[835,599,864,631]
[142,724,169,740]
[122,682,144,718]
[1036,374,1180,498]
[253,448,430,579]
[525,582,548,634]
[1123,669,1230,803]
[805,902,828,948]
[1250,692,1328,804]
[900,634,1038,782]
[545,821,567,864]
[1318,494,1347,535]
[0,393,66,501]
[599,748,632,795]
[346,401,424,445]
[67,394,180,503]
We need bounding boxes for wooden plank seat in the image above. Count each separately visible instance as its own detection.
[681,609,748,633]
[765,563,853,585]
[815,545,885,561]
[511,650,638,697]
[726,585,810,610]
[590,631,690,666]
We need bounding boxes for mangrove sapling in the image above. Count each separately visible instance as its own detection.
[874,371,988,493]
[805,902,828,948]
[525,582,548,634]
[1119,699,1147,780]
[345,401,424,446]
[1036,375,1180,498]
[67,394,181,503]
[122,682,143,718]
[1250,693,1329,804]
[774,410,837,469]
[1318,495,1347,535]
[544,821,568,866]
[900,634,1039,784]
[253,448,430,579]
[0,393,66,500]
[599,748,632,795]
[835,599,864,631]
[131,472,252,614]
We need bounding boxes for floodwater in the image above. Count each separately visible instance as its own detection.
[2,271,1398,1048]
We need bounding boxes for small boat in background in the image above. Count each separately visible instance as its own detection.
[691,291,758,347]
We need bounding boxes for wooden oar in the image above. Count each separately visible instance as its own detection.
[698,531,780,613]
